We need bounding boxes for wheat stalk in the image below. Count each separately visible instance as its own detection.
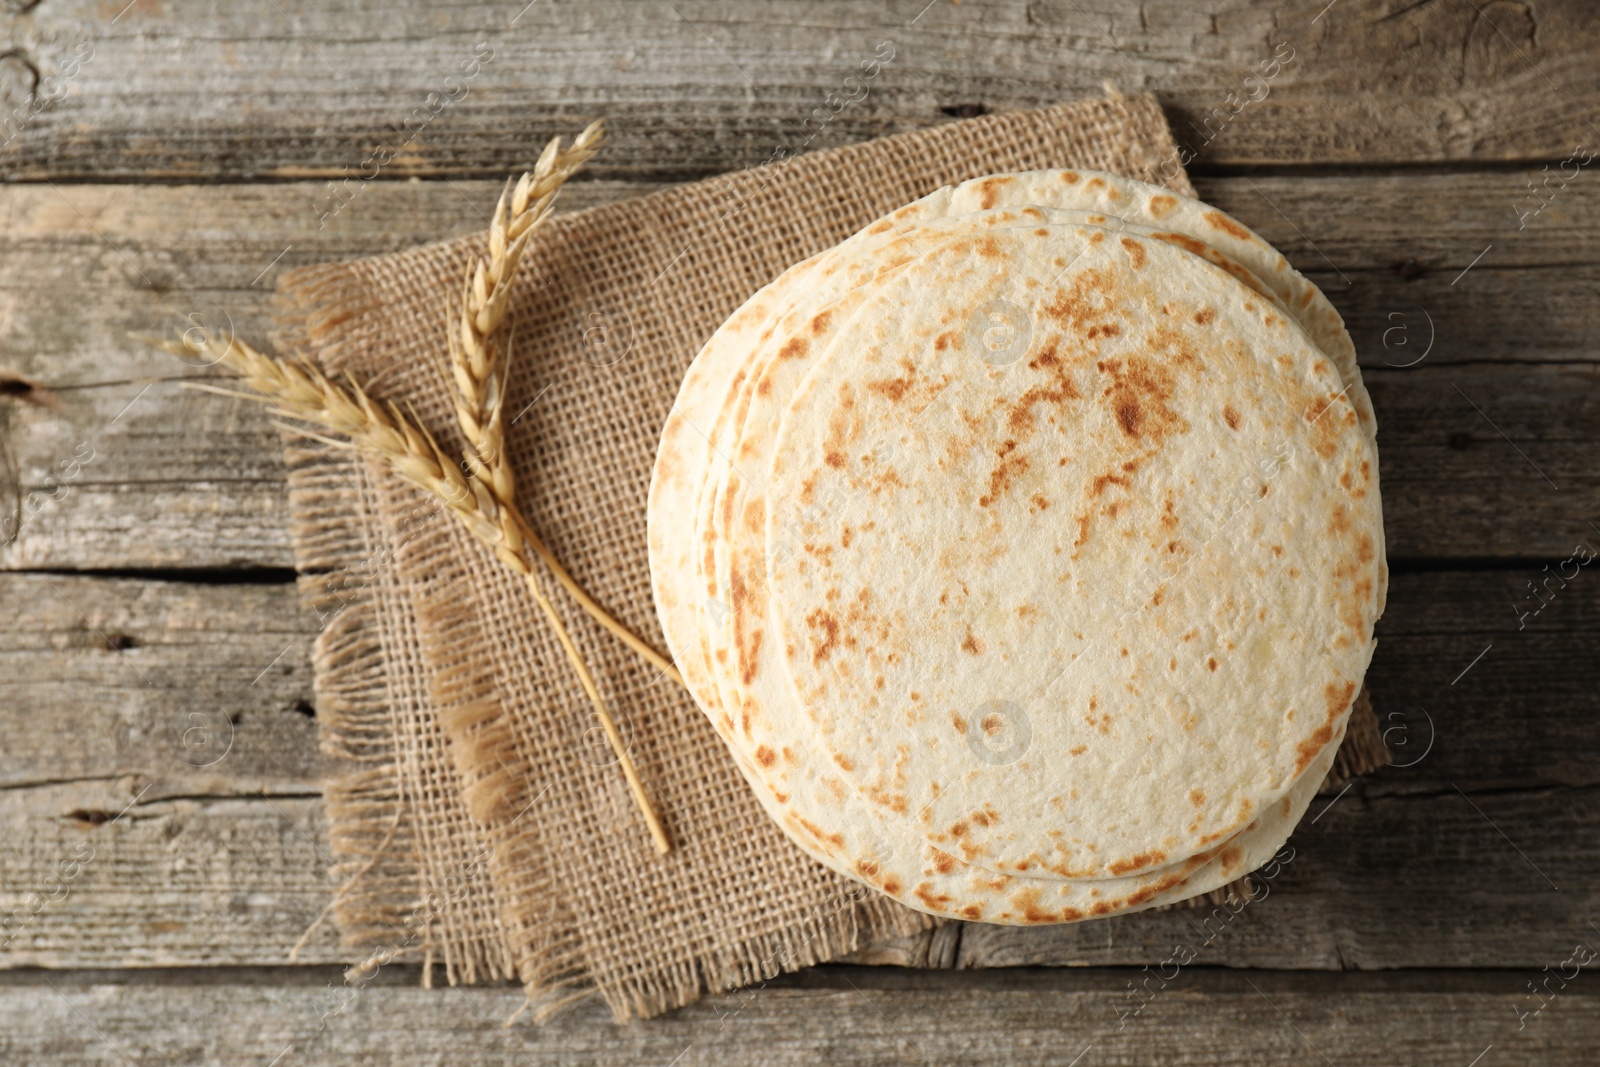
[444,121,684,690]
[167,331,672,856]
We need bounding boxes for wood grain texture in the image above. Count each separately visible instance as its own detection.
[2,0,1599,181]
[0,967,1593,1066]
[0,574,329,794]
[0,788,347,967]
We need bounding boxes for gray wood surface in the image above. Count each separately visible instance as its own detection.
[2,0,1597,1062]
[1,967,1594,1066]
[2,0,1598,181]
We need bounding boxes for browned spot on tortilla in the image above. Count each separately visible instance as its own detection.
[1120,237,1147,268]
[1012,888,1060,924]
[1190,789,1206,807]
[1295,680,1357,773]
[1151,586,1165,606]
[1107,848,1166,876]
[1089,231,1105,245]
[932,850,958,874]
[1087,176,1106,190]
[914,884,952,910]
[975,175,1012,209]
[832,752,854,773]
[882,876,902,894]
[1358,533,1375,563]
[868,375,913,402]
[960,904,982,920]
[754,745,776,768]
[1194,307,1216,326]
[793,814,845,850]
[978,438,1029,508]
[1204,210,1252,240]
[951,712,969,734]
[1069,744,1087,756]
[962,630,985,655]
[1090,471,1129,498]
[779,336,808,360]
[1148,194,1178,218]
[1031,494,1050,511]
[934,331,954,351]
[978,236,1003,259]
[950,821,970,838]
[1098,352,1187,443]
[1060,171,1080,183]
[806,608,839,663]
[1035,227,1050,237]
[810,308,832,336]
[743,497,764,535]
[1206,656,1218,672]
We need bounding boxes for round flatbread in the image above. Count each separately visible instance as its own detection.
[764,226,1381,880]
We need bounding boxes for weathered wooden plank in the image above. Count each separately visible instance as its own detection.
[0,967,1592,1065]
[0,787,346,967]
[3,0,1599,181]
[0,574,329,793]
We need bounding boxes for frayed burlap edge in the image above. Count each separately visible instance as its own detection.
[278,320,517,989]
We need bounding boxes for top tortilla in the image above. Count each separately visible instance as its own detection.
[762,225,1382,879]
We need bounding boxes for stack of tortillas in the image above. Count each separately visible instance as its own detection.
[647,170,1386,925]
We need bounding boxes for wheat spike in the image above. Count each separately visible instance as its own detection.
[444,121,683,690]
[169,329,672,855]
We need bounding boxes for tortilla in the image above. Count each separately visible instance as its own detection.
[763,226,1381,879]
[701,215,1303,882]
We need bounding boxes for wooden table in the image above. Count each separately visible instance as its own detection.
[2,1,1597,1062]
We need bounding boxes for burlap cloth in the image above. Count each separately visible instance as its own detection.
[272,94,1387,1022]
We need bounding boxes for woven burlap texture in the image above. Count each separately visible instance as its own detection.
[273,93,1386,1023]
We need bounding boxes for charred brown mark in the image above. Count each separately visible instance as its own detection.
[1204,210,1253,241]
[806,608,840,664]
